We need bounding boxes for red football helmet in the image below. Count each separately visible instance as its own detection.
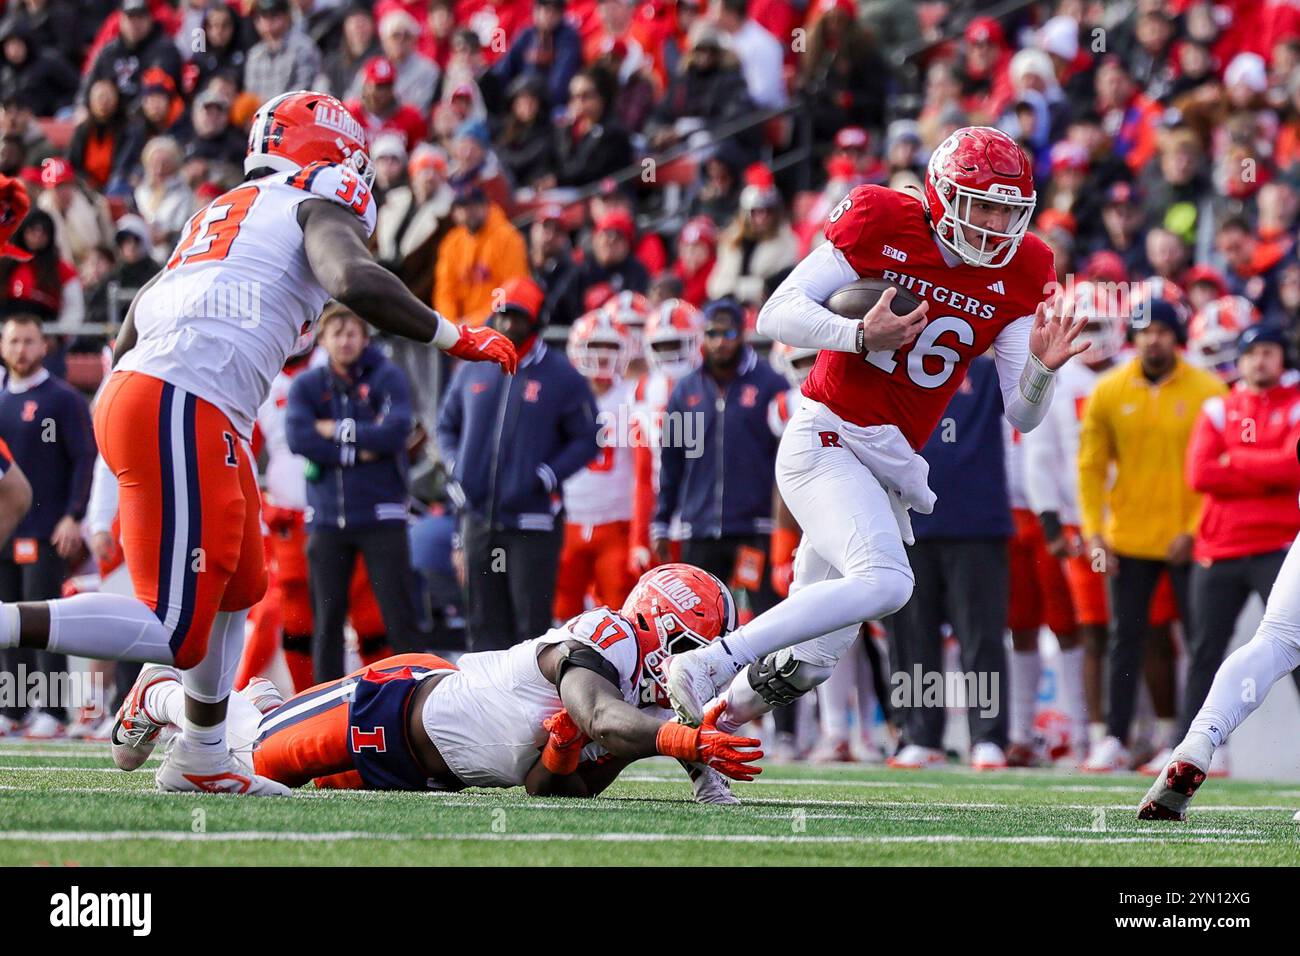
[245,90,375,187]
[601,290,649,364]
[622,563,737,707]
[567,308,632,381]
[643,298,704,378]
[1189,295,1260,381]
[924,126,1037,268]
[1067,280,1126,363]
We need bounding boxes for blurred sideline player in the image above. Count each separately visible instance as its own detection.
[252,349,388,692]
[629,299,704,574]
[554,309,637,619]
[112,564,760,800]
[0,91,517,794]
[664,127,1089,733]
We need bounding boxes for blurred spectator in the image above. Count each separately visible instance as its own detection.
[1215,215,1287,316]
[715,0,786,110]
[583,0,648,80]
[1038,13,1093,112]
[1145,227,1190,284]
[0,20,77,117]
[434,184,527,326]
[36,159,115,267]
[346,56,428,153]
[436,276,598,651]
[1180,324,1300,755]
[707,184,796,306]
[292,0,349,51]
[0,91,53,166]
[0,211,82,326]
[1127,5,1177,102]
[317,3,378,97]
[286,305,424,681]
[1004,49,1070,167]
[650,297,784,619]
[799,0,887,149]
[80,0,183,105]
[497,74,553,188]
[885,355,1012,770]
[492,0,581,114]
[672,215,716,307]
[370,133,408,201]
[0,314,94,737]
[1097,181,1151,275]
[376,145,454,304]
[175,85,246,180]
[1270,257,1300,342]
[1077,299,1227,771]
[648,25,757,158]
[0,0,81,72]
[244,0,321,104]
[350,8,438,113]
[435,28,504,124]
[418,0,456,70]
[78,245,116,327]
[110,214,161,292]
[1257,181,1299,247]
[593,36,657,135]
[588,179,666,276]
[918,61,964,149]
[684,144,743,224]
[189,3,248,93]
[67,79,125,192]
[529,205,582,328]
[960,15,1015,125]
[1094,56,1160,175]
[1142,127,1209,247]
[111,67,186,192]
[447,118,510,210]
[534,66,632,190]
[133,136,195,258]
[577,208,649,306]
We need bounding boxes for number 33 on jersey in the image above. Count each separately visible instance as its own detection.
[804,183,1055,450]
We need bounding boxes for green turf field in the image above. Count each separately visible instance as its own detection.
[1,738,1296,865]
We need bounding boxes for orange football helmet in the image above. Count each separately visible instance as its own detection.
[643,298,704,378]
[567,308,632,381]
[622,563,736,707]
[244,90,375,187]
[601,290,649,364]
[1189,295,1259,381]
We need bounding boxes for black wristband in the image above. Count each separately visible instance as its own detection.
[856,322,865,354]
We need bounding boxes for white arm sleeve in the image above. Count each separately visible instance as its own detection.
[755,242,862,353]
[85,455,118,537]
[993,313,1055,433]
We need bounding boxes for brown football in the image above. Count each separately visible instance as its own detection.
[824,278,925,321]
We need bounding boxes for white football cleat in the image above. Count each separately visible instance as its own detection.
[244,676,284,715]
[0,714,21,737]
[1137,746,1175,776]
[1137,733,1214,822]
[111,663,181,771]
[155,737,292,796]
[665,652,732,727]
[683,761,740,805]
[886,744,945,769]
[807,737,855,764]
[1082,735,1130,773]
[970,742,1008,770]
[22,711,66,739]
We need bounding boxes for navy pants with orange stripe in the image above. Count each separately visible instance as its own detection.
[95,371,267,669]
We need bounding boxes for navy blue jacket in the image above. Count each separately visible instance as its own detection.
[491,23,583,113]
[0,371,94,544]
[436,339,598,533]
[652,348,786,540]
[910,355,1013,540]
[286,345,413,531]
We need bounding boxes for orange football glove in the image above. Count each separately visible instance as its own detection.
[446,323,518,375]
[0,175,31,260]
[654,701,763,781]
[540,708,590,775]
[769,526,799,598]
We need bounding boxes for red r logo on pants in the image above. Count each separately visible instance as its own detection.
[350,726,387,753]
[818,431,842,448]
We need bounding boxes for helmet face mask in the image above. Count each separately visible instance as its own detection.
[644,299,704,379]
[925,127,1037,269]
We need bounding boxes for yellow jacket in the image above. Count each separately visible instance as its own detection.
[433,204,528,326]
[1078,356,1227,559]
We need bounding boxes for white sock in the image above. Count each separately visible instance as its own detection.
[0,604,17,648]
[179,610,247,754]
[47,593,176,663]
[717,670,773,734]
[1009,650,1041,745]
[817,655,853,743]
[1058,646,1087,749]
[704,570,911,675]
[1189,632,1300,748]
[143,678,184,727]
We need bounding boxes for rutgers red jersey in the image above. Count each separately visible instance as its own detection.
[802,184,1055,449]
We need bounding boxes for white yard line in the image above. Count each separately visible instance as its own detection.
[0,830,1275,846]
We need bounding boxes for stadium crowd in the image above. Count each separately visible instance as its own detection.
[1,0,1300,777]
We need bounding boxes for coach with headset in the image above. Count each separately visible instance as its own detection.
[1180,323,1300,743]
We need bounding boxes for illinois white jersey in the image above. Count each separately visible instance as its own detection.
[563,378,636,526]
[255,364,313,511]
[1022,359,1106,527]
[117,162,377,439]
[419,608,643,788]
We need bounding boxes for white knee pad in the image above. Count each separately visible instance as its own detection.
[1255,615,1300,670]
[844,564,914,621]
